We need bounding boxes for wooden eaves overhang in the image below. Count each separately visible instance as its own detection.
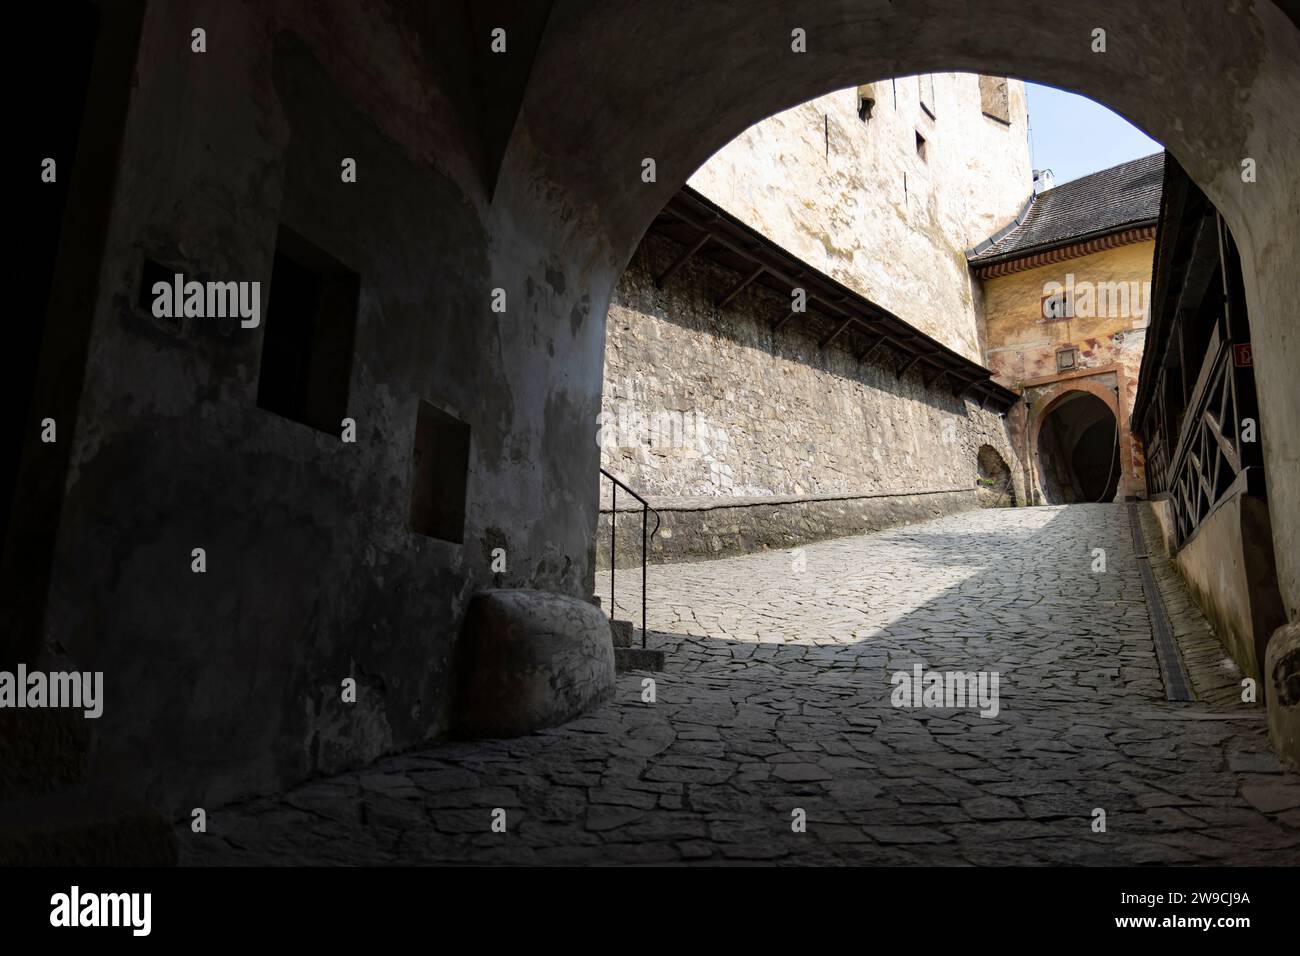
[969,222,1157,280]
[1131,154,1199,429]
[650,187,1020,414]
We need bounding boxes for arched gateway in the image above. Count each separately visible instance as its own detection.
[8,0,1298,807]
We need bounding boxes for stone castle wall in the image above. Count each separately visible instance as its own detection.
[688,74,1033,363]
[600,233,1024,553]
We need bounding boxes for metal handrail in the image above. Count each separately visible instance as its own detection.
[599,468,661,648]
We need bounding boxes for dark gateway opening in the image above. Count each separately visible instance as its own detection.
[1036,392,1121,503]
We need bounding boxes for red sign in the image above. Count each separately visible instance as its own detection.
[1234,343,1253,367]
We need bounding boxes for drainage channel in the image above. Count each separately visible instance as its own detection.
[1128,503,1195,702]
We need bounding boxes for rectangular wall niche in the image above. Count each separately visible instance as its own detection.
[980,75,1011,125]
[256,225,359,434]
[138,257,179,324]
[918,75,936,119]
[409,400,470,544]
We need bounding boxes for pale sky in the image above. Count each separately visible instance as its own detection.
[1026,82,1164,185]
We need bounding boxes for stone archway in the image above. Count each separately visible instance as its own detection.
[495,0,1300,618]
[1027,380,1126,504]
[976,444,1017,507]
[20,0,1300,808]
[1032,392,1121,504]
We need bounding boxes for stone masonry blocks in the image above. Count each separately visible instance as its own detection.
[454,590,616,739]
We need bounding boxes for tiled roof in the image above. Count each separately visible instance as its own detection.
[970,151,1165,264]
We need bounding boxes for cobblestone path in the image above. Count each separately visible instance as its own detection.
[183,505,1300,865]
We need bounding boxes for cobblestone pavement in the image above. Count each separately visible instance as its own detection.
[183,505,1300,865]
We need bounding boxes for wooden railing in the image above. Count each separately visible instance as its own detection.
[1158,315,1262,548]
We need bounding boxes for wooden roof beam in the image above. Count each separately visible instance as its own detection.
[715,264,764,308]
[857,334,887,363]
[924,366,952,389]
[820,316,854,349]
[953,373,988,399]
[660,192,1021,410]
[896,353,925,380]
[772,308,799,332]
[655,232,711,288]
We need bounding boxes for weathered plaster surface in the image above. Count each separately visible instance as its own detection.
[1168,493,1288,681]
[40,2,604,811]
[981,243,1153,386]
[689,75,1032,362]
[1265,620,1300,772]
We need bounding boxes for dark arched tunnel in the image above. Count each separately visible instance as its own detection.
[1035,392,1121,504]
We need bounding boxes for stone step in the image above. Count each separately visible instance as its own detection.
[610,618,634,647]
[614,646,665,672]
[0,790,178,865]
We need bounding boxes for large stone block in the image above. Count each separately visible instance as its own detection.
[1265,619,1300,772]
[454,590,615,738]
